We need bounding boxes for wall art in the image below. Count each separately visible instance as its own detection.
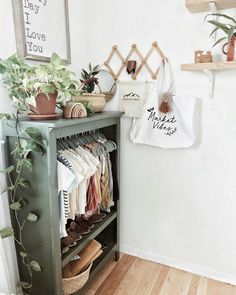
[12,0,71,63]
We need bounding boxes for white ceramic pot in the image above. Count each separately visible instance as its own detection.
[75,93,106,113]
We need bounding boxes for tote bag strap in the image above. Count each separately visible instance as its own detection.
[162,60,175,94]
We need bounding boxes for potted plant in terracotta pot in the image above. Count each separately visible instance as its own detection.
[76,63,106,112]
[0,53,80,120]
[205,13,236,61]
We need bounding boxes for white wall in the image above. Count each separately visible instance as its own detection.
[71,0,236,285]
[1,0,236,288]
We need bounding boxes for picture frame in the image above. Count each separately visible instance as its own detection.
[12,0,71,63]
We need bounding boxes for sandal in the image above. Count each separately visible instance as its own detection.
[67,230,82,242]
[69,221,91,235]
[88,212,106,224]
[75,216,95,229]
[61,236,77,254]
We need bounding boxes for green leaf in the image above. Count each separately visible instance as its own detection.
[27,213,38,222]
[0,227,14,238]
[17,281,32,289]
[20,158,32,171]
[9,202,21,210]
[0,165,14,174]
[209,27,219,37]
[0,113,11,120]
[20,251,27,258]
[228,25,236,42]
[0,63,6,74]
[212,37,227,47]
[205,13,236,24]
[30,260,41,272]
[40,84,56,95]
[18,177,30,189]
[82,69,89,79]
[89,62,92,71]
[50,52,62,66]
[24,127,45,148]
[207,20,230,34]
[25,141,44,155]
[93,64,100,70]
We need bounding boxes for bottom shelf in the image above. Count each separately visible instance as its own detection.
[75,243,118,295]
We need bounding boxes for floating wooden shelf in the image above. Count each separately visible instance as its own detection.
[186,0,236,13]
[181,61,236,71]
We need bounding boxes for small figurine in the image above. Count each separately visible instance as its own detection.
[194,50,213,63]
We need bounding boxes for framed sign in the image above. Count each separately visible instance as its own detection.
[12,0,71,63]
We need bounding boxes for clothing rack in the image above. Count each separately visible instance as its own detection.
[56,131,117,155]
[2,112,123,295]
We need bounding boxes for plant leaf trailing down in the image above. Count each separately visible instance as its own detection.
[0,113,45,294]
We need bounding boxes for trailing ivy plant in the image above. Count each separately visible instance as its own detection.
[0,112,46,295]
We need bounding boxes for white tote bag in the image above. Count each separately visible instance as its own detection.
[118,81,155,118]
[130,61,196,148]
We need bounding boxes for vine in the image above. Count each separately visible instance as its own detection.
[0,112,46,295]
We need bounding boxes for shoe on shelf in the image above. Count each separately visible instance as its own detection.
[75,216,95,229]
[88,212,106,224]
[67,230,82,242]
[69,221,91,235]
[61,236,77,254]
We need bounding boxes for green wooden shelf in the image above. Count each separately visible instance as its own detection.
[61,211,117,267]
[3,111,123,295]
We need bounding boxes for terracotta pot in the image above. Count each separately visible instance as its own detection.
[222,36,236,61]
[29,92,57,115]
[75,93,106,113]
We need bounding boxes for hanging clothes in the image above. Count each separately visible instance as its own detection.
[57,160,76,238]
[57,131,116,239]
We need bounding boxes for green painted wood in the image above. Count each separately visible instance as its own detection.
[3,111,123,295]
[3,112,124,136]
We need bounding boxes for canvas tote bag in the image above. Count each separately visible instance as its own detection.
[118,81,155,118]
[130,61,196,148]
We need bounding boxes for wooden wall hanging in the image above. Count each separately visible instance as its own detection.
[104,42,167,81]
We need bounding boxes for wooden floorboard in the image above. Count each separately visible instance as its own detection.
[83,254,236,295]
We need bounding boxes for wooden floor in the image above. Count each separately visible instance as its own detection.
[83,254,236,295]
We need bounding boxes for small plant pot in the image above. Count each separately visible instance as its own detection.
[29,92,58,115]
[75,93,106,113]
[222,36,236,61]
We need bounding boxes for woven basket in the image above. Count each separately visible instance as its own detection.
[62,262,92,295]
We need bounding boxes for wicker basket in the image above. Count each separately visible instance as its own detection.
[62,262,92,295]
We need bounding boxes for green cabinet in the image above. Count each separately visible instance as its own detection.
[3,111,123,295]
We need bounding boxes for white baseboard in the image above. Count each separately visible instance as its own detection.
[120,244,236,286]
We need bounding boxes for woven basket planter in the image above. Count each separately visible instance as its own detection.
[62,262,92,295]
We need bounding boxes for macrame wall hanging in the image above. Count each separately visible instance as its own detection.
[104,41,167,81]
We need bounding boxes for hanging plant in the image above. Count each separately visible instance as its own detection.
[0,112,46,294]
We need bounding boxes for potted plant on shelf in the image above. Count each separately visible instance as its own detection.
[75,63,106,113]
[205,13,236,61]
[0,53,80,120]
